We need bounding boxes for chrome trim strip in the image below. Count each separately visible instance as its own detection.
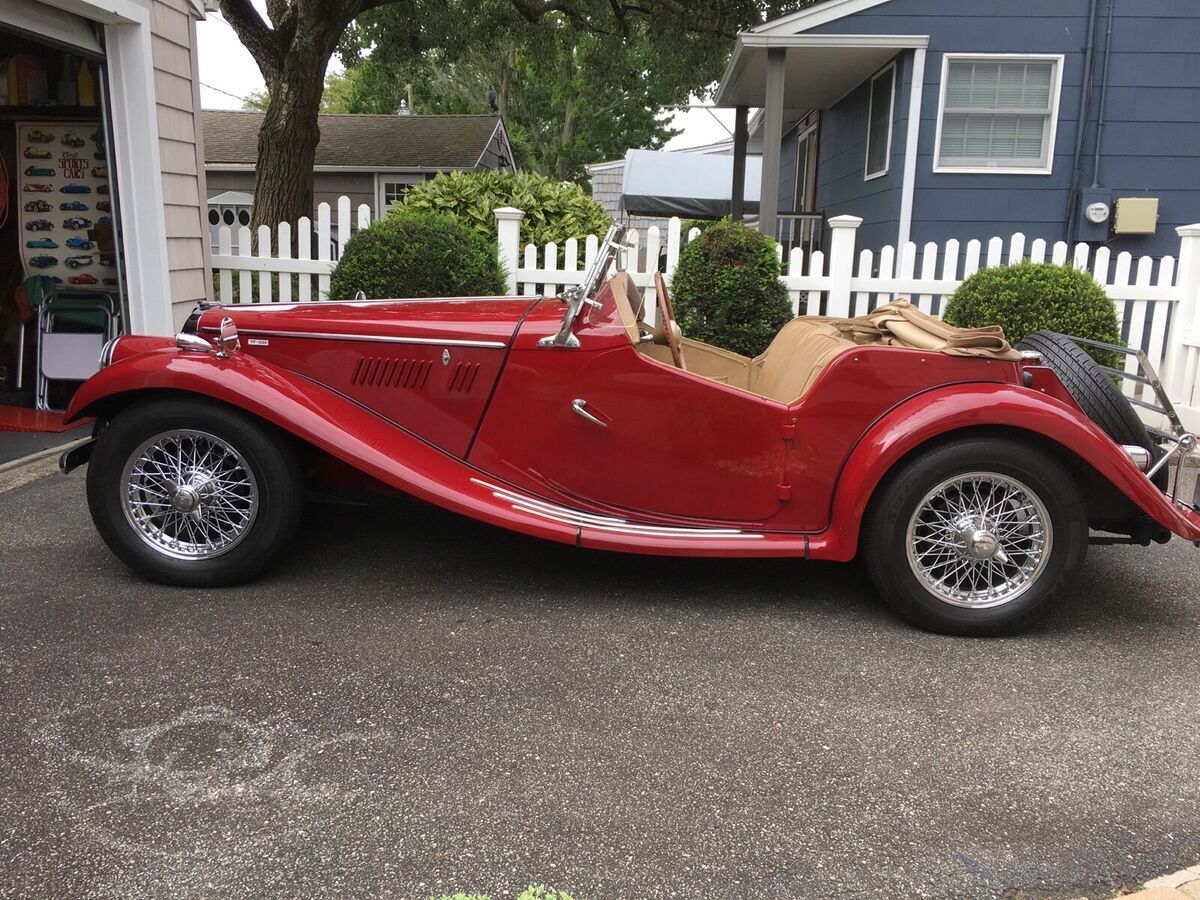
[199,327,507,350]
[205,296,539,310]
[471,478,764,539]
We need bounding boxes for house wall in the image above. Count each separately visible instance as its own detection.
[141,0,211,321]
[204,170,375,220]
[803,0,1200,258]
[587,164,670,234]
[813,53,908,252]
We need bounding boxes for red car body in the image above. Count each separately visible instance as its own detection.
[66,287,1200,562]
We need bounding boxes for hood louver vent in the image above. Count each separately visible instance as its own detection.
[352,357,432,389]
[448,361,481,392]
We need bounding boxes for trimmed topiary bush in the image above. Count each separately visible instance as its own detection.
[943,260,1121,366]
[328,209,505,300]
[670,218,793,357]
[401,170,611,247]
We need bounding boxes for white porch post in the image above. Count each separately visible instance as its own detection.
[897,47,927,251]
[759,47,787,240]
[494,207,525,295]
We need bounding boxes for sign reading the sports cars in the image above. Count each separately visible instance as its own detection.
[16,121,114,288]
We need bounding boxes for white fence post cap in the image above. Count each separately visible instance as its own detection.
[1176,223,1200,238]
[828,215,864,229]
[494,207,526,222]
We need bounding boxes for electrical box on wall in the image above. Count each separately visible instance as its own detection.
[1114,197,1160,235]
[1077,188,1112,242]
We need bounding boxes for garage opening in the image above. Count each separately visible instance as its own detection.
[1,18,129,431]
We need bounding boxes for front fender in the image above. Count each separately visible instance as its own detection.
[810,383,1200,561]
[66,348,585,548]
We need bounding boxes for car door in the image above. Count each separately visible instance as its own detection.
[471,343,790,523]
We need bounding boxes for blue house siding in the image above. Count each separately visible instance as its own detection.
[814,53,909,252]
[791,0,1200,259]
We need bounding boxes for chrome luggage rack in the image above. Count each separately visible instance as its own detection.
[1055,333,1197,503]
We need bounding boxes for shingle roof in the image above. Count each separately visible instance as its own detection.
[202,110,504,169]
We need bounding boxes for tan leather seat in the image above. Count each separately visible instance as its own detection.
[609,272,645,345]
[749,318,855,403]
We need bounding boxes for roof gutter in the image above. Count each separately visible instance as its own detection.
[203,164,477,174]
[714,33,929,107]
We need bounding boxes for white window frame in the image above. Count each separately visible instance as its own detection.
[864,62,896,181]
[933,53,1064,176]
[374,173,424,218]
[794,122,819,211]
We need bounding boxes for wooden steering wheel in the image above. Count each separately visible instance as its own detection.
[654,271,687,371]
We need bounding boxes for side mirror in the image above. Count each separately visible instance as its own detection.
[215,316,241,358]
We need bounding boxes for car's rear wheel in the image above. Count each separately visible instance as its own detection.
[863,437,1088,636]
[87,396,303,587]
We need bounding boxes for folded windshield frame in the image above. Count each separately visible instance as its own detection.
[538,223,628,349]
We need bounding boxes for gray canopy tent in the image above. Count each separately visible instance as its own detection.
[619,149,762,219]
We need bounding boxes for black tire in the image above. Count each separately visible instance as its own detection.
[86,396,304,587]
[863,437,1088,637]
[1016,330,1166,488]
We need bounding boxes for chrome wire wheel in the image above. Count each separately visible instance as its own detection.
[120,429,259,561]
[905,472,1052,609]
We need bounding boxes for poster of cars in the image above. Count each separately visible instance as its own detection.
[16,121,115,289]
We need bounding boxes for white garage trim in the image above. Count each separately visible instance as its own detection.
[33,0,176,335]
[0,0,103,54]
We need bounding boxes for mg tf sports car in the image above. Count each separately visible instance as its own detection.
[61,226,1200,636]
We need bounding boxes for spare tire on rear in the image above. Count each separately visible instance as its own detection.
[1016,330,1166,489]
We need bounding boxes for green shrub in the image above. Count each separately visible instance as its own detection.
[681,218,718,236]
[402,171,611,247]
[670,217,793,357]
[943,260,1121,366]
[328,209,505,300]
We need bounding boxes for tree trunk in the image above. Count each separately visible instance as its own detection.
[252,69,324,236]
[249,30,340,239]
[555,94,575,180]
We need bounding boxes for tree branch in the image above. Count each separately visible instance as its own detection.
[218,0,285,83]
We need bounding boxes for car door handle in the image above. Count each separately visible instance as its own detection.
[571,398,607,427]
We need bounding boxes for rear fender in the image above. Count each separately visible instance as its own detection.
[812,383,1200,561]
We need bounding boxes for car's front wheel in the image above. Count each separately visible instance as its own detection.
[863,437,1088,636]
[86,397,304,587]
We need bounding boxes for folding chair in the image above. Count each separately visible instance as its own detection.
[36,291,117,412]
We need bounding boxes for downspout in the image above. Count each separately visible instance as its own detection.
[1065,0,1101,243]
[1091,0,1117,189]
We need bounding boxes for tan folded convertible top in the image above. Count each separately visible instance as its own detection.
[830,300,1022,361]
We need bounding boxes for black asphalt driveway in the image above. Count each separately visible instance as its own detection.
[1,470,1198,900]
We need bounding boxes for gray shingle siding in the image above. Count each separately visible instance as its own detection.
[797,0,1200,259]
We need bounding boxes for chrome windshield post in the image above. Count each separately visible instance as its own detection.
[538,223,627,349]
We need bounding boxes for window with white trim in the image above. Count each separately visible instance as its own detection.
[934,55,1062,173]
[375,173,423,217]
[865,63,895,180]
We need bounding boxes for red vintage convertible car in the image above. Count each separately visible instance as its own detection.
[62,226,1199,635]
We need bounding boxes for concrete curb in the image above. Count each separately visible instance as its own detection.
[0,438,89,494]
[1117,866,1200,898]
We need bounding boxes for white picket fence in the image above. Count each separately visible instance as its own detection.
[210,197,1200,431]
[211,196,372,303]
